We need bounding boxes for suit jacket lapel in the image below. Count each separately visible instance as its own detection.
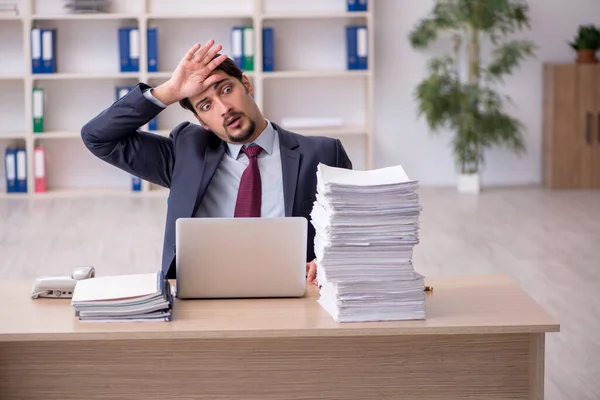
[274,123,301,217]
[191,135,225,216]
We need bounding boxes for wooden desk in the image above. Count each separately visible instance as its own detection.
[0,274,558,400]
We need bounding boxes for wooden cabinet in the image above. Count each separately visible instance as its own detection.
[542,63,600,189]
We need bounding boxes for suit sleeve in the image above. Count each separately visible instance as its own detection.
[80,83,175,188]
[335,139,353,170]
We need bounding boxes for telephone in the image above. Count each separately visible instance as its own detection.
[31,266,96,299]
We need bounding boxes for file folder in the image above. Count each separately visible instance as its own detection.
[148,117,158,131]
[41,28,57,73]
[231,26,243,69]
[262,27,274,72]
[34,146,46,193]
[16,148,27,193]
[346,26,368,70]
[129,27,140,72]
[242,26,254,71]
[132,176,142,191]
[33,87,44,133]
[346,26,358,69]
[31,28,42,74]
[347,0,367,11]
[4,148,17,193]
[357,26,368,69]
[147,27,158,72]
[118,27,130,72]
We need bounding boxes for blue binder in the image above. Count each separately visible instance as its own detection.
[4,148,17,193]
[147,27,158,72]
[118,27,131,72]
[346,26,358,69]
[41,28,57,73]
[262,27,274,72]
[132,176,142,191]
[347,0,367,11]
[15,148,27,193]
[346,25,368,70]
[129,27,139,72]
[357,26,368,69]
[31,28,42,74]
[231,26,243,69]
[148,117,158,131]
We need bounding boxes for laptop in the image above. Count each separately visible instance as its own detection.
[175,217,308,299]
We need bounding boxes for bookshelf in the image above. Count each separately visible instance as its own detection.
[0,0,374,198]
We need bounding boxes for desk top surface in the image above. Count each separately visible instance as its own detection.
[0,274,559,342]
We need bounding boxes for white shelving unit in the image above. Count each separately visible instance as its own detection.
[0,0,374,198]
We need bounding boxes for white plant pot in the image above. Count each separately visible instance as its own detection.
[457,173,480,194]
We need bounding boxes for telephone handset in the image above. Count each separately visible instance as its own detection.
[31,266,96,299]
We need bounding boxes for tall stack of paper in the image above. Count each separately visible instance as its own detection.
[71,271,173,322]
[310,163,425,322]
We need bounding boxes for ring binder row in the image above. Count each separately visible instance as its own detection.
[29,26,158,74]
[3,146,46,194]
[230,25,369,73]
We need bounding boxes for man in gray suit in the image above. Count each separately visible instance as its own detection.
[81,40,353,282]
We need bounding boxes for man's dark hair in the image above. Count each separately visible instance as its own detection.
[179,54,244,115]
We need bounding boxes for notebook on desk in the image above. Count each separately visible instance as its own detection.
[71,271,173,322]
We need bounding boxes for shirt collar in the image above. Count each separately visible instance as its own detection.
[227,119,276,159]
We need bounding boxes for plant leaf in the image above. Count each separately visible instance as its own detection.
[485,39,536,82]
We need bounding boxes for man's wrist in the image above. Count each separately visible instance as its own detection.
[151,82,180,106]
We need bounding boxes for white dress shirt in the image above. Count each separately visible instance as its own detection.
[143,89,285,218]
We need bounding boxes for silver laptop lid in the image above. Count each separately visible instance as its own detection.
[175,217,307,299]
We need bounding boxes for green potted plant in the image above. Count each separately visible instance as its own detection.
[569,24,600,63]
[409,0,536,193]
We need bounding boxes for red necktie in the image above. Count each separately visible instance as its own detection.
[234,145,263,217]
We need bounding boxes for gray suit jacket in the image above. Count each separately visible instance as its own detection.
[81,83,353,278]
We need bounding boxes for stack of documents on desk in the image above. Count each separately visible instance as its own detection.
[71,271,173,322]
[310,163,426,322]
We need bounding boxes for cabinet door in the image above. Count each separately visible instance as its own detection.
[577,65,597,189]
[545,65,586,188]
[591,67,600,189]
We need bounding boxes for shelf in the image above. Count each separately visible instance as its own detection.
[0,75,24,81]
[0,14,20,20]
[0,192,29,199]
[262,70,370,79]
[262,11,368,20]
[31,13,139,20]
[286,125,367,137]
[32,131,80,139]
[149,130,171,137]
[147,13,253,20]
[29,188,165,198]
[0,133,27,140]
[147,72,173,80]
[32,72,140,80]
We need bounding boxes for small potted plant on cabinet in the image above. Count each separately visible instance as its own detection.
[569,24,600,64]
[408,0,536,193]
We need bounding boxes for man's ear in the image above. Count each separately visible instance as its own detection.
[194,114,208,130]
[242,75,254,96]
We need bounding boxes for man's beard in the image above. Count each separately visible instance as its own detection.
[226,114,256,144]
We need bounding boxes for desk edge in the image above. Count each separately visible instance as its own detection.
[0,323,561,343]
